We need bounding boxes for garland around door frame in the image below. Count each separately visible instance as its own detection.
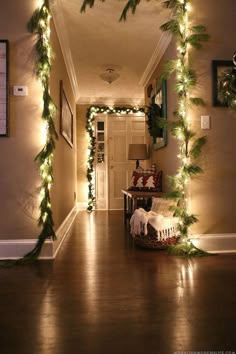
[3,0,211,265]
[82,0,210,256]
[85,105,144,211]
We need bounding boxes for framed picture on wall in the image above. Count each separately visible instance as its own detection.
[0,40,9,137]
[212,60,233,107]
[150,79,168,150]
[60,80,73,147]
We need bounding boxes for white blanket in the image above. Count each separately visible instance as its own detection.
[130,208,179,241]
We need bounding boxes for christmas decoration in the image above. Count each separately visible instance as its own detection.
[82,0,210,256]
[218,54,236,111]
[85,105,144,211]
[145,102,163,143]
[1,0,57,266]
[159,0,209,256]
[25,0,58,262]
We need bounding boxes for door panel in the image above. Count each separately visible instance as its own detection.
[108,115,146,209]
[95,116,108,209]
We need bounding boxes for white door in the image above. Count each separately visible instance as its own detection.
[108,114,146,209]
[95,116,108,209]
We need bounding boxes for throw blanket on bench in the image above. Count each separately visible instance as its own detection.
[130,208,179,241]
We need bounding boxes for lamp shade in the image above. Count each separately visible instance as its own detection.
[128,144,148,160]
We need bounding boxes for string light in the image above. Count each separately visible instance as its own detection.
[86,105,144,211]
[159,0,209,255]
[14,0,59,262]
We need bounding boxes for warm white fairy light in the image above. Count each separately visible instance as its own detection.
[86,105,144,210]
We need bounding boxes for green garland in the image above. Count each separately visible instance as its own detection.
[1,0,57,266]
[82,0,209,256]
[159,0,209,255]
[145,102,163,143]
[25,0,58,261]
[86,105,144,211]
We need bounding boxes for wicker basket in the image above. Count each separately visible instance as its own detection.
[133,223,179,250]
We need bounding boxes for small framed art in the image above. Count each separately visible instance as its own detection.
[0,40,9,136]
[60,80,73,147]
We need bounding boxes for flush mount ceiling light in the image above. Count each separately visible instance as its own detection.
[100,68,120,84]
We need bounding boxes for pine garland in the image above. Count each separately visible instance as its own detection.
[81,0,210,256]
[26,0,58,261]
[0,0,57,266]
[145,101,163,143]
[160,0,209,256]
[86,105,144,211]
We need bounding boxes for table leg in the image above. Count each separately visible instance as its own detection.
[123,193,127,224]
[133,197,137,212]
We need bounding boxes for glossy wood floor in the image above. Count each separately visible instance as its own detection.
[1,211,236,354]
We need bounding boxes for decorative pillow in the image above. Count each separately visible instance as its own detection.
[128,170,162,191]
[151,197,175,217]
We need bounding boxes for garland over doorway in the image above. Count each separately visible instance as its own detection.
[81,0,210,256]
[85,105,144,211]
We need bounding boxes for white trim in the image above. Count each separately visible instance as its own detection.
[77,96,145,106]
[139,32,172,87]
[190,233,236,254]
[50,0,80,101]
[191,233,236,239]
[52,204,79,258]
[0,205,78,260]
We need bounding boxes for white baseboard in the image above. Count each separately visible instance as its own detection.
[190,233,236,253]
[0,205,79,260]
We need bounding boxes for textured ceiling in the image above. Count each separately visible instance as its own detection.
[51,0,170,105]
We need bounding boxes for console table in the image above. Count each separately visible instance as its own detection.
[121,189,163,223]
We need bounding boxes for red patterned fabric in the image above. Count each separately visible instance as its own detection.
[128,170,162,191]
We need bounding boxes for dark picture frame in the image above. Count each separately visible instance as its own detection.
[212,60,233,107]
[0,40,9,137]
[151,79,167,150]
[60,80,73,147]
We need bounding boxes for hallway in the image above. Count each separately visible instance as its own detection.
[0,210,236,354]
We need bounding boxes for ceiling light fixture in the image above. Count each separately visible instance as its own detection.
[100,68,120,84]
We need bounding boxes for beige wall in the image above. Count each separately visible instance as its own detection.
[147,0,236,234]
[146,40,179,192]
[76,105,90,204]
[0,1,77,240]
[50,20,77,229]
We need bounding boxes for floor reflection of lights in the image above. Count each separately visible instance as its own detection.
[175,260,197,349]
[84,212,98,322]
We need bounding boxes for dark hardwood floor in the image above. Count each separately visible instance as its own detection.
[0,210,236,354]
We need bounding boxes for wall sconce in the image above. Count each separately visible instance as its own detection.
[128,144,148,169]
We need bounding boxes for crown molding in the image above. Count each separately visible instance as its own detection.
[50,0,80,101]
[76,96,145,106]
[139,32,172,88]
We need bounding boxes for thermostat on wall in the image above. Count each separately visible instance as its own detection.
[13,86,28,96]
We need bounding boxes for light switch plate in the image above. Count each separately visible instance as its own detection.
[13,86,28,96]
[201,115,210,129]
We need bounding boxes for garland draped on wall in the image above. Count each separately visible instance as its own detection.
[82,0,209,256]
[2,0,211,265]
[1,0,58,266]
[159,0,209,255]
[86,105,144,211]
[25,0,58,261]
